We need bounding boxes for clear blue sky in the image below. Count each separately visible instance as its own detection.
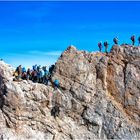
[0,1,140,68]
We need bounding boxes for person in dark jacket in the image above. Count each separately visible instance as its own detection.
[51,105,60,119]
[22,67,27,80]
[130,35,135,46]
[49,64,55,74]
[113,37,119,45]
[27,68,32,80]
[104,41,109,53]
[98,41,102,52]
[138,36,140,46]
[16,65,22,80]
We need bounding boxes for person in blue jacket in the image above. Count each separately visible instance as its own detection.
[54,79,59,90]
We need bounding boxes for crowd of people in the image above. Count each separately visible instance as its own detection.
[98,35,140,53]
[12,34,140,119]
[13,64,60,89]
[13,34,140,89]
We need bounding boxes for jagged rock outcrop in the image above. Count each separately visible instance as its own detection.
[0,45,140,139]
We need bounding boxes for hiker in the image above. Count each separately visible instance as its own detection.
[16,65,22,80]
[13,69,19,81]
[37,65,41,72]
[31,65,38,82]
[104,41,109,53]
[49,64,55,75]
[33,64,37,71]
[113,37,119,45]
[32,70,37,82]
[39,68,45,83]
[22,67,27,80]
[51,104,60,118]
[98,41,102,52]
[27,68,32,80]
[54,79,59,90]
[42,66,49,85]
[138,36,140,46]
[130,35,135,45]
[37,66,40,83]
[48,64,55,82]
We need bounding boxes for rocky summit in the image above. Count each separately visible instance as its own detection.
[0,45,140,140]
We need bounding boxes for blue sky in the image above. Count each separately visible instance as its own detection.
[0,1,140,68]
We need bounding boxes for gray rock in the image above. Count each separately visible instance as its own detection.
[0,45,139,139]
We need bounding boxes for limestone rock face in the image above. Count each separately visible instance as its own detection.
[0,45,140,139]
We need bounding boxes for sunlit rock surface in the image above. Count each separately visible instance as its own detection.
[0,45,140,139]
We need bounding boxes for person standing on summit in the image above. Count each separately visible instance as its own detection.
[98,41,102,52]
[138,36,140,46]
[130,35,135,45]
[104,41,109,53]
[113,37,119,45]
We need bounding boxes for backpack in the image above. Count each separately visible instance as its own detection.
[22,67,26,73]
[54,79,59,86]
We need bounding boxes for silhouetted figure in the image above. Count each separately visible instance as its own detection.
[104,41,109,53]
[138,36,140,46]
[31,70,37,82]
[22,67,27,80]
[98,41,102,52]
[113,37,119,45]
[51,105,60,118]
[130,35,135,46]
[49,64,55,74]
[48,64,55,82]
[27,68,32,80]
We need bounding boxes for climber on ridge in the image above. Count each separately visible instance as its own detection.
[51,104,60,119]
[98,41,102,52]
[113,37,119,45]
[17,65,22,81]
[138,36,140,46]
[104,41,109,53]
[31,65,38,82]
[130,35,135,46]
[27,68,32,81]
[42,66,49,85]
[13,65,22,81]
[22,67,27,80]
[54,79,60,90]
